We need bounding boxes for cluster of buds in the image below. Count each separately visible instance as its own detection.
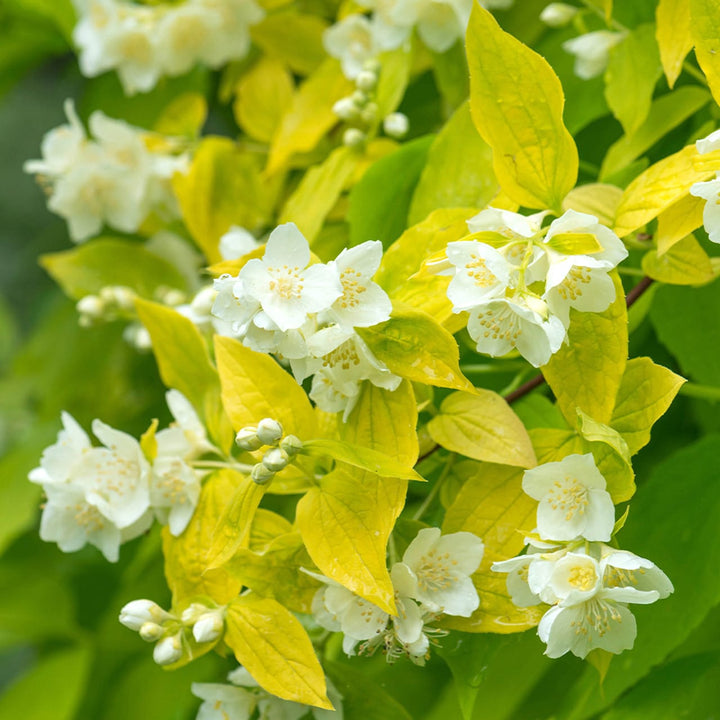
[76,284,136,327]
[333,59,409,148]
[235,418,303,486]
[119,599,226,666]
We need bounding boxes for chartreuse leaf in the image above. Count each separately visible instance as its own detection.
[427,390,536,468]
[642,234,715,285]
[225,532,320,613]
[613,145,720,237]
[409,101,498,225]
[561,184,623,228]
[214,335,317,439]
[690,0,720,106]
[610,357,685,454]
[280,145,360,243]
[41,238,189,300]
[153,92,207,137]
[225,594,331,709]
[297,382,417,614]
[544,232,604,255]
[162,470,242,604]
[248,509,293,551]
[374,44,413,118]
[542,272,627,426]
[604,24,662,137]
[139,418,158,462]
[656,0,694,87]
[357,306,474,391]
[466,4,577,211]
[301,437,424,481]
[442,461,544,633]
[135,299,232,451]
[233,57,294,143]
[173,137,281,262]
[267,58,353,174]
[655,193,706,255]
[375,208,474,328]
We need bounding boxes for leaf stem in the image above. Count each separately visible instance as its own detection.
[683,61,709,86]
[678,382,720,402]
[413,453,456,521]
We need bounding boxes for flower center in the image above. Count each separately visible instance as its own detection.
[339,268,367,309]
[557,266,592,301]
[323,341,361,371]
[465,255,498,288]
[267,266,303,300]
[547,476,589,521]
[604,565,645,588]
[567,565,597,591]
[74,501,106,531]
[416,549,456,592]
[474,306,521,342]
[571,599,623,638]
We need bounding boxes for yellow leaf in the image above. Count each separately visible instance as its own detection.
[614,145,720,237]
[656,194,706,255]
[207,246,265,277]
[656,0,694,88]
[690,0,720,106]
[249,509,293,551]
[267,58,353,174]
[427,390,536,468]
[611,357,686,454]
[466,4,577,211]
[225,594,331,709]
[173,137,282,261]
[154,93,207,138]
[544,232,605,256]
[140,419,158,462]
[442,461,544,633]
[214,335,317,439]
[357,305,474,391]
[542,272,627,426]
[562,184,623,228]
[409,101,499,225]
[375,45,413,118]
[234,58,294,143]
[279,146,360,243]
[643,233,715,285]
[162,470,242,604]
[135,299,233,452]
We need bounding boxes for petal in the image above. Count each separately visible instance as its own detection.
[581,489,615,541]
[402,527,441,569]
[335,240,384,277]
[429,574,480,617]
[264,223,310,268]
[435,531,484,575]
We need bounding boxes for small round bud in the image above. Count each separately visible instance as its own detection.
[251,463,276,485]
[343,128,366,148]
[383,112,409,139]
[351,90,370,107]
[356,69,377,92]
[192,609,225,643]
[360,102,379,125]
[108,286,136,311]
[99,286,118,305]
[77,294,104,319]
[540,3,577,27]
[119,599,171,631]
[161,288,186,307]
[279,434,303,458]
[190,286,217,316]
[256,418,283,446]
[362,58,381,74]
[139,621,165,642]
[180,602,208,625]
[235,426,263,451]
[333,97,359,121]
[263,447,290,472]
[153,633,183,666]
[123,323,152,351]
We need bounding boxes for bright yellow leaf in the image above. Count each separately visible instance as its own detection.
[642,234,715,285]
[690,0,720,106]
[656,194,706,255]
[154,93,207,138]
[656,0,694,88]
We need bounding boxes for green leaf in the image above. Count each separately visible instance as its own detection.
[466,3,578,211]
[41,238,189,300]
[642,234,715,285]
[427,390,536,468]
[225,594,331,709]
[656,0,694,88]
[375,44,413,118]
[431,41,470,113]
[357,306,474,391]
[347,135,433,249]
[409,102,498,225]
[542,272,628,426]
[154,92,207,138]
[605,24,662,136]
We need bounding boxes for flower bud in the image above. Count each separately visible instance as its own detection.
[180,602,208,625]
[351,90,369,107]
[235,426,262,451]
[333,97,358,121]
[256,418,283,446]
[540,3,577,27]
[356,69,377,92]
[363,58,381,74]
[161,288,186,307]
[343,128,366,148]
[192,609,225,643]
[107,285,136,311]
[123,323,152,351]
[153,633,183,666]
[139,621,165,642]
[279,434,303,458]
[383,112,409,139]
[251,463,275,485]
[360,102,379,125]
[77,294,105,319]
[119,599,171,631]
[263,447,290,472]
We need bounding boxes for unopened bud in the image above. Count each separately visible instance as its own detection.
[153,633,183,666]
[360,102,378,125]
[343,128,366,148]
[77,294,104,319]
[333,97,358,121]
[139,621,165,642]
[279,434,303,458]
[362,58,381,74]
[263,447,290,472]
[180,602,208,625]
[123,323,152,351]
[235,426,262,451]
[356,69,377,92]
[161,288,186,307]
[256,418,283,446]
[108,286,136,311]
[383,112,409,139]
[351,90,369,107]
[251,463,275,485]
[192,609,225,643]
[540,3,577,26]
[119,599,171,631]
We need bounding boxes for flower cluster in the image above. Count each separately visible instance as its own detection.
[212,222,399,418]
[443,207,628,367]
[690,128,720,244]
[30,390,213,561]
[492,454,673,659]
[192,667,343,720]
[312,528,484,664]
[72,0,264,94]
[24,100,186,242]
[120,599,226,665]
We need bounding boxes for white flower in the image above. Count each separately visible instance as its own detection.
[466,296,566,368]
[29,411,91,486]
[156,389,214,460]
[491,547,546,607]
[239,223,342,332]
[393,527,484,616]
[219,226,261,260]
[540,3,577,26]
[562,30,624,80]
[156,3,220,76]
[599,547,674,602]
[383,112,409,138]
[446,240,512,311]
[150,456,202,535]
[522,454,615,542]
[211,275,261,335]
[690,175,720,243]
[192,682,257,720]
[695,127,720,155]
